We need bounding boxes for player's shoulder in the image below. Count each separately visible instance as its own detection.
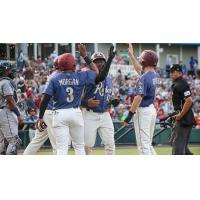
[49,71,63,81]
[106,76,112,83]
[79,70,96,78]
[0,77,11,86]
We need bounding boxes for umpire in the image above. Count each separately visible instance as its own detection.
[170,64,195,155]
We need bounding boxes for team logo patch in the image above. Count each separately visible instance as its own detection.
[138,81,143,94]
[184,91,191,97]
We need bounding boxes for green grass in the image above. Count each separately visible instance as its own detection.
[20,145,200,155]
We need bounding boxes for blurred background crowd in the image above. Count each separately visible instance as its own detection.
[1,44,200,135]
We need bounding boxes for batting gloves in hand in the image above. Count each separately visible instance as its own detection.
[109,45,116,59]
[124,111,135,124]
[38,121,47,132]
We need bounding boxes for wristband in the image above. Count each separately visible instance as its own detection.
[84,56,92,65]
[124,111,135,123]
[11,107,20,117]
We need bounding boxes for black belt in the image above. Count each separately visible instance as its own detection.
[86,108,104,113]
[0,106,5,109]
[140,105,151,107]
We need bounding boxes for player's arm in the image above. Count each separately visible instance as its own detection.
[124,76,145,125]
[128,43,142,75]
[78,43,99,76]
[36,77,54,129]
[4,95,23,124]
[123,95,143,126]
[95,45,116,84]
[81,97,100,108]
[38,94,51,119]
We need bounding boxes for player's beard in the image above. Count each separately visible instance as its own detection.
[7,72,15,79]
[98,65,105,73]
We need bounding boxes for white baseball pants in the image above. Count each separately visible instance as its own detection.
[23,110,57,155]
[82,108,115,155]
[133,104,157,155]
[52,108,85,155]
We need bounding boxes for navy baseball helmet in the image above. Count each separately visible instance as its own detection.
[0,61,12,74]
[170,64,182,73]
[0,61,17,78]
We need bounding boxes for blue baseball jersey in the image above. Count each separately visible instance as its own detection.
[43,71,96,109]
[83,77,113,112]
[135,71,160,107]
[46,99,54,110]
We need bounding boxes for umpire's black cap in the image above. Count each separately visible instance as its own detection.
[170,64,182,73]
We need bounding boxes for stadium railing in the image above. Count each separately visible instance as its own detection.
[18,121,200,150]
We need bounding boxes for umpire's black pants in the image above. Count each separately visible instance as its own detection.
[172,121,193,155]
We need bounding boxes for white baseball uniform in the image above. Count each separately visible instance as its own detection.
[82,108,115,155]
[133,71,159,155]
[81,78,115,155]
[43,70,97,155]
[133,104,157,155]
[52,108,84,155]
[23,110,57,155]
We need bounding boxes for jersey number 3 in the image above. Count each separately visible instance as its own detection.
[66,87,74,103]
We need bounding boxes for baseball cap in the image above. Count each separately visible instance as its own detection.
[170,64,182,73]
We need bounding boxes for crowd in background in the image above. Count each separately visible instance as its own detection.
[9,50,200,134]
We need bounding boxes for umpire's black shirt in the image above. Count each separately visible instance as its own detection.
[171,77,192,111]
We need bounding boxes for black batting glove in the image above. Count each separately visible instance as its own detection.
[109,45,116,60]
[111,99,120,107]
[124,111,135,124]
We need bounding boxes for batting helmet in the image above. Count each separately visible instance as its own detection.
[53,56,59,69]
[0,61,16,76]
[91,52,106,63]
[58,53,76,71]
[139,50,158,67]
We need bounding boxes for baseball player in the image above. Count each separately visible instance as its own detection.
[0,61,23,155]
[81,45,117,155]
[23,97,57,155]
[23,59,59,155]
[124,46,159,155]
[35,44,106,155]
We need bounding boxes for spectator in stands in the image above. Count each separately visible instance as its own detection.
[50,50,58,61]
[26,92,35,109]
[179,61,187,79]
[157,108,167,121]
[23,66,34,80]
[45,56,53,70]
[17,77,26,93]
[119,81,127,102]
[35,56,42,65]
[17,50,25,73]
[189,56,196,76]
[166,55,172,78]
[25,107,38,141]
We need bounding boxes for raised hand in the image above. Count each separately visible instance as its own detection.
[78,43,87,57]
[127,43,134,57]
[109,44,116,59]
